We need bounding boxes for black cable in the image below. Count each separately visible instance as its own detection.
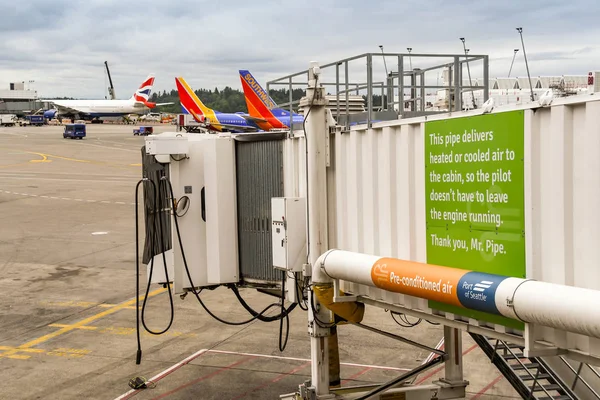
[170,154,187,162]
[140,177,174,335]
[309,289,337,329]
[135,177,175,365]
[164,178,284,326]
[278,270,290,352]
[390,310,422,328]
[295,275,308,311]
[134,179,144,365]
[230,285,296,322]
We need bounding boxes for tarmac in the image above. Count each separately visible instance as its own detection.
[0,124,520,399]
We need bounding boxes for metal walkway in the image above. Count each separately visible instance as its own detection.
[470,333,578,400]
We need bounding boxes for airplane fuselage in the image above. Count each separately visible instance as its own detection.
[274,114,304,127]
[205,111,256,132]
[48,99,151,118]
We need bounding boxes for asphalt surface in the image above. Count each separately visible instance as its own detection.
[0,124,519,399]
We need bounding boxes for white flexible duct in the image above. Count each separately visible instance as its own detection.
[317,249,600,339]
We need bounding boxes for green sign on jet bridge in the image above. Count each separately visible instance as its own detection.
[424,110,525,329]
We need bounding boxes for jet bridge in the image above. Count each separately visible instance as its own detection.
[140,57,600,399]
[284,61,600,399]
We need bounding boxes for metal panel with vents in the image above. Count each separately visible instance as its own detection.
[235,138,285,285]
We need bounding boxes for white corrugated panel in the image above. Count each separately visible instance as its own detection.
[0,90,37,100]
[562,75,588,88]
[516,77,541,89]
[525,99,600,360]
[539,76,562,88]
[284,94,600,362]
[494,78,518,90]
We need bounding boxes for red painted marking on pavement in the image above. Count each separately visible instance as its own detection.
[415,344,478,385]
[472,374,503,399]
[231,361,311,400]
[341,367,372,384]
[150,356,254,400]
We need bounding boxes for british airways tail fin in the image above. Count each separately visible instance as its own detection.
[130,74,155,106]
[175,77,216,123]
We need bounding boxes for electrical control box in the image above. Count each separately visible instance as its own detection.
[271,197,306,272]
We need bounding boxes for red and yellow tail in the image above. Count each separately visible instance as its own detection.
[175,77,219,128]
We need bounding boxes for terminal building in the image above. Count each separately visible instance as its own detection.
[0,82,43,116]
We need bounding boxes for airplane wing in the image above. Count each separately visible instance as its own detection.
[206,121,259,132]
[155,102,174,106]
[240,115,268,123]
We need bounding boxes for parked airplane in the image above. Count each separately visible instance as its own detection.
[175,77,258,132]
[239,70,304,130]
[43,75,170,122]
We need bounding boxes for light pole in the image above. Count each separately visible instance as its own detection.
[508,49,519,77]
[407,47,413,71]
[379,45,388,76]
[516,27,535,102]
[379,45,390,110]
[460,38,476,109]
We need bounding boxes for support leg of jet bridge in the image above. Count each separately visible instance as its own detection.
[435,326,469,398]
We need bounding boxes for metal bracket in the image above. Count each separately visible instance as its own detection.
[333,279,357,303]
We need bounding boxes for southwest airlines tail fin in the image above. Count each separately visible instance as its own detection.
[239,70,281,121]
[175,77,216,123]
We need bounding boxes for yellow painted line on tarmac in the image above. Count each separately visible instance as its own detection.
[130,163,142,166]
[46,348,91,358]
[15,288,166,352]
[0,346,91,360]
[49,324,98,331]
[0,346,45,353]
[41,300,138,309]
[44,323,197,338]
[41,153,92,164]
[28,152,52,163]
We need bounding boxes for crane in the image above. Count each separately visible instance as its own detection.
[104,61,116,100]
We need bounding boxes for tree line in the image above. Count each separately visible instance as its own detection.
[152,87,306,114]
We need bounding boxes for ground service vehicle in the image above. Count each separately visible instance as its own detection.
[0,114,17,127]
[133,126,153,136]
[28,115,45,126]
[63,124,86,139]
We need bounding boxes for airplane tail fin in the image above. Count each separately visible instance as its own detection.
[175,77,213,123]
[131,74,156,107]
[239,70,282,123]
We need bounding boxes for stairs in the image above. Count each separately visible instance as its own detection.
[470,333,577,400]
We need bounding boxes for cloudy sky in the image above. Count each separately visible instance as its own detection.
[1,0,599,99]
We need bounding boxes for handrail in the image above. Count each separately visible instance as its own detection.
[558,357,600,399]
